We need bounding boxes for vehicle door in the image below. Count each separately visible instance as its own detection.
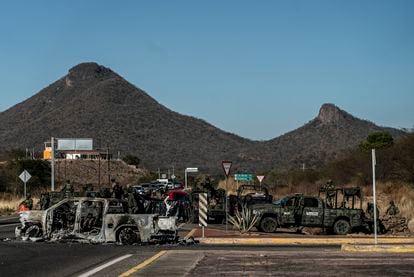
[280,196,297,225]
[47,199,79,235]
[77,199,104,237]
[301,197,323,226]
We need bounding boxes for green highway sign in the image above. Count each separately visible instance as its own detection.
[234,173,253,181]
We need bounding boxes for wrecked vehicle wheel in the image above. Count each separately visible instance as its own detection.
[333,219,351,235]
[24,225,42,238]
[260,217,277,233]
[117,227,139,245]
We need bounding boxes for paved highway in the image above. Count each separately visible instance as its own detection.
[1,216,414,276]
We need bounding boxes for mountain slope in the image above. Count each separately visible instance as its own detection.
[0,63,406,172]
[0,63,255,171]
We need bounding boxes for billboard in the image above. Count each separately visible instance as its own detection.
[57,138,93,151]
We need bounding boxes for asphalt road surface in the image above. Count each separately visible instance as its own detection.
[1,217,414,276]
[2,239,414,277]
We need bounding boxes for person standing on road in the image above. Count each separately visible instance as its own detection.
[20,194,33,210]
[61,180,74,197]
[112,181,124,200]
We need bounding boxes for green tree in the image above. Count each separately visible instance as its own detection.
[2,159,51,193]
[359,131,394,151]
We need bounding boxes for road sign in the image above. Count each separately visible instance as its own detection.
[221,161,232,177]
[199,193,208,238]
[257,175,265,183]
[19,170,31,183]
[185,167,199,189]
[234,174,253,181]
[19,170,31,198]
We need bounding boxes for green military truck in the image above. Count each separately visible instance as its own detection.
[250,187,366,235]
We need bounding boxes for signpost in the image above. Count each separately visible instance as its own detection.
[19,170,31,198]
[185,167,198,189]
[221,161,232,232]
[199,193,208,238]
[372,149,378,245]
[257,175,265,190]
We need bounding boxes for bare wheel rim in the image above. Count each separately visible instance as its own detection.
[119,228,138,245]
[25,225,41,238]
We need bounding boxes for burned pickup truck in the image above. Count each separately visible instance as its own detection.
[16,197,178,244]
[250,187,368,235]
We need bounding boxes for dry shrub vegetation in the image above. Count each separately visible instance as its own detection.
[0,193,25,215]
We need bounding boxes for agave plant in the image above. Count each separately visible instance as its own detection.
[228,204,259,233]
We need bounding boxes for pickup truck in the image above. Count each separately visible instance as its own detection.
[250,189,366,235]
[16,197,178,244]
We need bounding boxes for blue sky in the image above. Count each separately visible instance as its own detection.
[0,1,413,140]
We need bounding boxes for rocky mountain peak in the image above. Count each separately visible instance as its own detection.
[317,103,351,124]
[65,62,114,87]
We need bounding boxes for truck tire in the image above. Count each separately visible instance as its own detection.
[24,224,42,238]
[260,217,277,233]
[333,219,351,235]
[117,227,139,245]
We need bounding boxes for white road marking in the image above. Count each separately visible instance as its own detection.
[178,223,185,229]
[77,254,133,277]
[0,216,19,222]
[0,223,20,228]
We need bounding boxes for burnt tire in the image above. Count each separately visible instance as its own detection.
[117,227,139,245]
[24,225,42,238]
[333,219,351,235]
[260,217,277,233]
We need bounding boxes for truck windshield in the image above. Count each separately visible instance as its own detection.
[273,196,295,206]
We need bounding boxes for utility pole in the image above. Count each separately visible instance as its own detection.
[98,153,101,187]
[107,148,110,185]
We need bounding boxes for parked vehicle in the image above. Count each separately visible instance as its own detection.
[132,185,145,194]
[16,197,178,244]
[250,187,367,235]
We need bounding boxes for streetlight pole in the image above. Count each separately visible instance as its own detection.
[51,137,55,191]
[184,169,188,189]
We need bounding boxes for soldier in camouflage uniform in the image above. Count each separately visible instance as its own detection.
[61,180,74,197]
[323,180,336,208]
[112,181,124,200]
[20,194,33,210]
[39,193,50,210]
[386,200,399,216]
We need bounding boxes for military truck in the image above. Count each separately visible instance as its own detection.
[250,187,366,235]
[190,188,226,223]
[16,197,178,244]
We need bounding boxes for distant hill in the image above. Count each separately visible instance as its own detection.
[246,103,405,170]
[0,62,406,172]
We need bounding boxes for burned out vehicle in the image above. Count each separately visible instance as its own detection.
[251,187,366,235]
[16,197,178,244]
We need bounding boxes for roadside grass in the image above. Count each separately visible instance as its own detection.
[0,193,23,215]
[0,192,41,215]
